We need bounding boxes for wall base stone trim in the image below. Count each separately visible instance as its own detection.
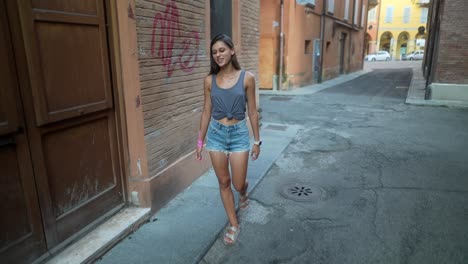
[429,83,468,102]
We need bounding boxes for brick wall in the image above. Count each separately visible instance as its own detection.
[135,0,259,177]
[238,0,260,85]
[435,0,468,84]
[136,0,209,176]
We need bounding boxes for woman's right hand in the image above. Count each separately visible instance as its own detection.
[196,146,203,161]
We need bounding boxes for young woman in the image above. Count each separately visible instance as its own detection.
[196,34,261,245]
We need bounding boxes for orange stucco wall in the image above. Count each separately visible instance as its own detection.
[260,0,323,89]
[259,0,366,89]
[322,19,345,80]
[259,0,280,89]
[366,4,380,54]
[285,2,321,87]
[322,0,366,81]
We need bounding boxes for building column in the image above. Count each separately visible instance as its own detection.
[390,37,397,59]
[407,38,415,52]
[114,0,151,207]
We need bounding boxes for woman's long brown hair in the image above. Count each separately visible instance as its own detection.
[209,34,241,75]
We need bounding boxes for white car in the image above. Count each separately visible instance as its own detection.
[365,51,391,61]
[403,50,424,60]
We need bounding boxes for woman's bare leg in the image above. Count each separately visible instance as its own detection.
[209,151,238,227]
[229,151,249,197]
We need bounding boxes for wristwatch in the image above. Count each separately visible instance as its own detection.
[254,140,262,146]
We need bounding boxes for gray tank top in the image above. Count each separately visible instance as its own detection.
[211,70,247,120]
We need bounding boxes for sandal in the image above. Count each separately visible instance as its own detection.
[223,226,240,246]
[239,193,249,210]
[239,181,249,210]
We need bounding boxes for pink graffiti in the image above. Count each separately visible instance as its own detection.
[151,0,200,77]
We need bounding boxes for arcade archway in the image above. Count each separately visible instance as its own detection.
[379,31,393,53]
[397,31,410,60]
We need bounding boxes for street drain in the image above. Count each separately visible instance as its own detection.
[265,124,288,131]
[281,183,322,202]
[270,96,292,101]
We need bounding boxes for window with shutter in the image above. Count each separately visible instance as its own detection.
[420,8,428,23]
[344,0,349,20]
[327,0,335,14]
[403,7,411,24]
[297,0,316,5]
[361,5,366,27]
[354,0,359,25]
[385,6,393,23]
[368,8,376,23]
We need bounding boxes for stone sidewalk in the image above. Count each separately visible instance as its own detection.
[405,62,468,107]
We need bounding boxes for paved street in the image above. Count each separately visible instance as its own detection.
[201,63,468,263]
[97,62,468,264]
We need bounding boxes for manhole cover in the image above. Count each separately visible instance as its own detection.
[281,183,322,202]
[270,96,292,101]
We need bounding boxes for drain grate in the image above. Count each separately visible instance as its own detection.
[270,96,292,101]
[290,186,313,196]
[281,183,322,202]
[265,124,288,131]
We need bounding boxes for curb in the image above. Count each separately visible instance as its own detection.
[259,70,372,96]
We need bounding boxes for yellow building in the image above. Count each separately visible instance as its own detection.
[377,0,430,60]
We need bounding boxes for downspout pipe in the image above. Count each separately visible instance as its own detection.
[375,2,382,53]
[278,0,284,91]
[349,0,356,73]
[319,0,326,83]
[425,0,440,89]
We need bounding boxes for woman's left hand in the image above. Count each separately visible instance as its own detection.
[251,145,260,160]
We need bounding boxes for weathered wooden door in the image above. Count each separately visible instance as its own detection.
[339,33,347,75]
[0,1,47,262]
[1,0,125,261]
[313,39,321,82]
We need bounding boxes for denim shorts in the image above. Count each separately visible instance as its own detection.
[206,118,250,154]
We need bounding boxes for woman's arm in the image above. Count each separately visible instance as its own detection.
[196,75,212,160]
[245,72,261,160]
